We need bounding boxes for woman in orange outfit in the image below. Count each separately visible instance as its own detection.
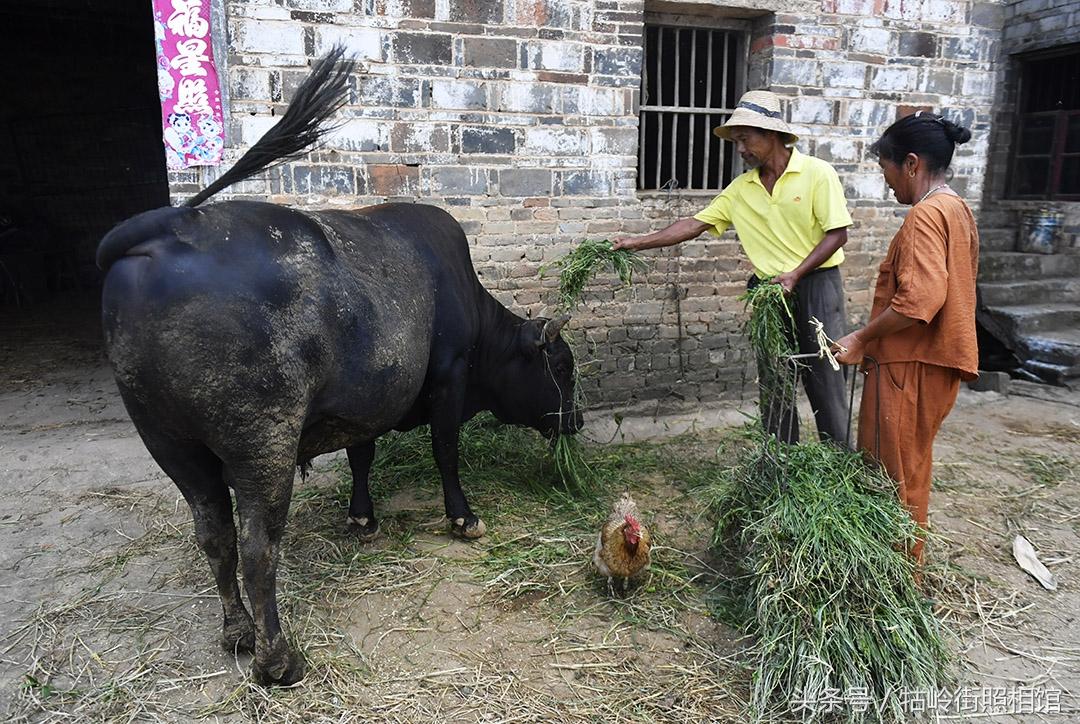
[833,112,979,563]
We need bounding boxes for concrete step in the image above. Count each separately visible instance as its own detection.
[979,251,1080,282]
[1016,326,1080,374]
[979,227,1017,253]
[981,303,1080,335]
[979,277,1080,306]
[1020,359,1080,387]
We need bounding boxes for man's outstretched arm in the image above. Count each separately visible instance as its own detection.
[612,218,712,252]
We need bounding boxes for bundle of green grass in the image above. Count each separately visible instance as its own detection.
[706,282,954,722]
[540,239,648,492]
[542,238,648,312]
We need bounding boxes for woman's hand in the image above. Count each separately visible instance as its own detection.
[611,237,640,251]
[832,331,866,366]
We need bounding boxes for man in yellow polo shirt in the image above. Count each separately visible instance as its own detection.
[614,90,853,445]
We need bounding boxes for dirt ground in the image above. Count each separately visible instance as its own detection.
[1,312,1078,722]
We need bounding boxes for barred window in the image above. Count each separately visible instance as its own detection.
[1010,46,1080,200]
[638,24,746,191]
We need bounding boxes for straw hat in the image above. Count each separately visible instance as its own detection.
[713,90,798,145]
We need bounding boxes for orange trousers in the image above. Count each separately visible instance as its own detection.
[858,361,961,562]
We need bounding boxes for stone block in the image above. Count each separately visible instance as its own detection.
[524,40,585,72]
[771,58,819,86]
[561,171,612,196]
[815,138,860,163]
[461,126,516,154]
[590,127,638,156]
[367,164,420,197]
[898,31,936,58]
[496,84,556,113]
[942,35,983,62]
[285,0,351,10]
[375,0,435,18]
[970,0,1002,25]
[462,37,518,68]
[790,96,834,124]
[593,47,643,77]
[232,19,305,55]
[431,79,488,110]
[846,100,891,127]
[448,0,503,23]
[823,61,865,89]
[524,126,586,155]
[393,32,452,65]
[391,123,450,153]
[850,27,893,55]
[871,66,915,92]
[354,76,417,107]
[499,169,553,197]
[314,26,384,61]
[289,164,357,195]
[967,371,1010,393]
[330,119,389,152]
[432,167,489,196]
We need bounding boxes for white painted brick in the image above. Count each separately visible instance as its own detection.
[822,61,865,89]
[232,20,305,56]
[288,0,353,10]
[431,80,488,110]
[240,115,280,146]
[328,119,390,151]
[523,127,585,155]
[314,27,384,61]
[961,70,994,98]
[790,97,833,124]
[850,27,893,54]
[871,66,915,92]
[527,41,584,72]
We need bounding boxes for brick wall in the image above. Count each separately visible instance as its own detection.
[168,0,1001,416]
[981,0,1080,248]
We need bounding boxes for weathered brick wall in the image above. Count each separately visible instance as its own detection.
[982,0,1080,248]
[167,0,1000,416]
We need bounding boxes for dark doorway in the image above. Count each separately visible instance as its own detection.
[0,0,169,321]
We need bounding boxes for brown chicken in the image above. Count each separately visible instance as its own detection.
[593,492,652,592]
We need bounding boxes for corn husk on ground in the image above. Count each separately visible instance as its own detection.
[704,282,954,722]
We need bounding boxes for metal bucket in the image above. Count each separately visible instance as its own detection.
[1017,209,1063,255]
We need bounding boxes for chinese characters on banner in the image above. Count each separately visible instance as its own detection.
[152,0,225,169]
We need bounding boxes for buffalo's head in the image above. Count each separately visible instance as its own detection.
[492,314,583,438]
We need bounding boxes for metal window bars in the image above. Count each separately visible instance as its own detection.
[638,25,746,191]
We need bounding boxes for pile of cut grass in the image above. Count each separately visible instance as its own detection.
[541,238,648,311]
[364,412,606,499]
[703,431,954,723]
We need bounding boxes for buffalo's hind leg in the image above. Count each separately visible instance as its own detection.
[228,454,305,686]
[138,433,255,653]
[345,441,380,540]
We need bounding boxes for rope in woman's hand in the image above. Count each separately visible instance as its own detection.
[809,316,845,371]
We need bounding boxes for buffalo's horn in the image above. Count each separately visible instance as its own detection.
[542,314,571,343]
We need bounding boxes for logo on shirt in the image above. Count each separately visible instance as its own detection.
[792,196,802,203]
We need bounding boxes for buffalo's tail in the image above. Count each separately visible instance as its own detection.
[183,45,354,208]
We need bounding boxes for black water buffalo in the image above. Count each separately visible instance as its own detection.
[97,48,581,685]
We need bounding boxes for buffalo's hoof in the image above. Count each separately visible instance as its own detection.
[253,646,305,687]
[450,516,486,539]
[347,515,380,542]
[222,616,255,654]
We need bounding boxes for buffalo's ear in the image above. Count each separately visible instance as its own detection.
[518,319,547,356]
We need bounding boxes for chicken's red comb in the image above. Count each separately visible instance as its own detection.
[624,513,639,530]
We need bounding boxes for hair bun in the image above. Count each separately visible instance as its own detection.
[941,118,972,145]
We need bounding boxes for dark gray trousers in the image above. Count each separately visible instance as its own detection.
[749,267,850,446]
